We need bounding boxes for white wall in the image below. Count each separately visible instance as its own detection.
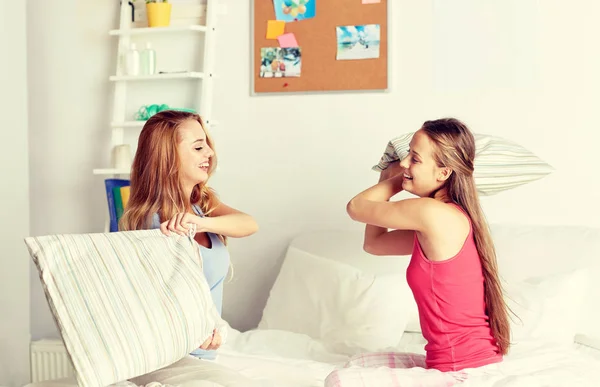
[28,0,600,340]
[0,1,31,385]
[27,0,118,339]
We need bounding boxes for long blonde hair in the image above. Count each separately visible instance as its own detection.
[119,110,224,244]
[422,118,510,355]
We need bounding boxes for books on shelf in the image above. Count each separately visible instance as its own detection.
[120,186,131,209]
[105,179,131,232]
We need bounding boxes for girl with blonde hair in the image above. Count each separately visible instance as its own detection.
[327,118,509,386]
[120,110,258,359]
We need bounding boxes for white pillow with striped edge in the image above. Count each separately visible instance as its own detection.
[24,229,227,387]
[373,133,554,196]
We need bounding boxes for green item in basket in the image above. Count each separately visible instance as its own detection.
[135,104,196,121]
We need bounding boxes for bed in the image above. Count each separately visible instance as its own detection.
[25,329,600,386]
[26,223,600,387]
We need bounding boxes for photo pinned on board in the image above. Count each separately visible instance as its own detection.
[260,47,302,78]
[273,0,316,22]
[336,24,381,60]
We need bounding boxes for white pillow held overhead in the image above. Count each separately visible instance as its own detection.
[373,132,554,196]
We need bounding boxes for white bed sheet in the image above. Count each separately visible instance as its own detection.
[26,330,600,387]
[223,330,600,387]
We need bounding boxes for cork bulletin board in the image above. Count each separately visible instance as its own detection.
[251,0,388,94]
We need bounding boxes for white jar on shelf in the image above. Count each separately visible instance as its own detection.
[124,43,140,76]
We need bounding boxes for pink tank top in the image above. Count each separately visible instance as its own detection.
[406,204,502,372]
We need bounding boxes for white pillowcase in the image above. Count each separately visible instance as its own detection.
[373,132,554,196]
[505,269,589,346]
[25,229,226,387]
[404,298,422,333]
[258,246,413,355]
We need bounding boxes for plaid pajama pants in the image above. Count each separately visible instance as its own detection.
[324,352,467,387]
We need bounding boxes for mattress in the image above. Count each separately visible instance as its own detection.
[26,330,600,387]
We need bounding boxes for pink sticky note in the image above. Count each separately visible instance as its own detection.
[362,0,381,3]
[277,33,299,48]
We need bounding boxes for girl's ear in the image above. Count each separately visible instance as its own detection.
[438,167,453,182]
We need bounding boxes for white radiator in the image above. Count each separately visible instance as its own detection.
[30,339,74,383]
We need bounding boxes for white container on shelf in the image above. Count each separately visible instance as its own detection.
[140,42,156,75]
[124,43,140,76]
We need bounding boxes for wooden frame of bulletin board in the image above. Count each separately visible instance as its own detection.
[251,0,389,94]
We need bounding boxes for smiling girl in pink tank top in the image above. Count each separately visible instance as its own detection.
[326,118,509,386]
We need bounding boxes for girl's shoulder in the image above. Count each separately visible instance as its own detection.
[412,198,470,233]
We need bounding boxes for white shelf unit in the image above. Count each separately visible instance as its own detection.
[108,119,219,132]
[94,0,220,235]
[108,25,208,36]
[93,1,219,177]
[110,121,146,128]
[92,168,132,176]
[109,71,205,82]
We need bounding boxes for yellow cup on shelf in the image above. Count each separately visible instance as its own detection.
[146,2,172,28]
